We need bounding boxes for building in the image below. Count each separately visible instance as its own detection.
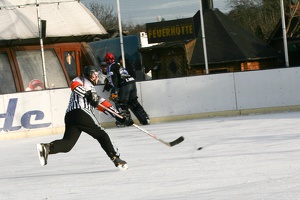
[0,0,107,94]
[139,1,281,80]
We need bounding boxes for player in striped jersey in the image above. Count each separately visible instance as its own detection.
[37,65,131,170]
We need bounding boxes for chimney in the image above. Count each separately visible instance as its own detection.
[202,0,214,10]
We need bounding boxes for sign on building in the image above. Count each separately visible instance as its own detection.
[146,18,197,44]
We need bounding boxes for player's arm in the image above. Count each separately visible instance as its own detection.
[70,79,85,97]
[97,98,133,126]
[71,78,99,107]
[97,98,118,116]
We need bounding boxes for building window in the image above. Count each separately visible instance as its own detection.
[241,62,260,71]
[16,50,68,91]
[0,53,16,94]
[64,51,77,81]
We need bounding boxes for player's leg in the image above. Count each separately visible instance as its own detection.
[81,111,128,169]
[128,97,150,125]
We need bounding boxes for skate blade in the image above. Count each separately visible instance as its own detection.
[118,164,128,171]
[36,144,46,166]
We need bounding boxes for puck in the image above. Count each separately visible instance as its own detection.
[197,147,203,150]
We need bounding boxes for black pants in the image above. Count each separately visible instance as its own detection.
[118,82,149,125]
[118,82,137,107]
[49,109,119,159]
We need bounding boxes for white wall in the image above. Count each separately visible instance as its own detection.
[234,67,300,109]
[138,73,237,117]
[1,67,299,139]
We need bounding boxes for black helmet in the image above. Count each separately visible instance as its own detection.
[83,65,99,85]
[83,65,97,79]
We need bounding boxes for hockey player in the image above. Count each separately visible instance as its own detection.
[104,52,150,126]
[37,65,132,170]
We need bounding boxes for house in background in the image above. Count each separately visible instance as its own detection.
[0,0,107,94]
[139,0,281,80]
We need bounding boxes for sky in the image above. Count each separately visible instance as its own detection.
[1,111,300,199]
[80,0,231,24]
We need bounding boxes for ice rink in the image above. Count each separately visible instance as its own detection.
[1,111,300,200]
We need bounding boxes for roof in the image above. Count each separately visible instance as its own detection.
[0,0,107,42]
[190,9,280,65]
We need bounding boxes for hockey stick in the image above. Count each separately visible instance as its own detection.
[132,124,184,147]
[98,103,184,147]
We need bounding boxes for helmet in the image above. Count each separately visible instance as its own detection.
[83,65,97,79]
[104,53,115,63]
[100,62,107,67]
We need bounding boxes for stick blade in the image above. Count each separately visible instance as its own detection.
[169,136,184,147]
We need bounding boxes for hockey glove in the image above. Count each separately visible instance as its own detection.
[116,110,134,126]
[103,78,112,92]
[109,93,118,102]
[85,90,100,107]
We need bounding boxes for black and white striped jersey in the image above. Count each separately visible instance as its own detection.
[66,76,96,113]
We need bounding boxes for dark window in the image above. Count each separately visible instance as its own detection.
[0,53,16,94]
[16,50,68,91]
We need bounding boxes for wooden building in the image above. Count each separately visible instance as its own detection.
[139,5,281,80]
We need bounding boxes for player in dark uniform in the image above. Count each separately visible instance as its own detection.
[104,52,150,126]
[37,65,131,170]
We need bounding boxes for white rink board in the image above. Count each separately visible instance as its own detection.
[48,88,71,127]
[0,91,53,133]
[1,66,300,138]
[139,74,237,117]
[234,67,300,109]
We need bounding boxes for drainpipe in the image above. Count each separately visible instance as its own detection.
[117,0,126,69]
[36,0,48,88]
[280,0,289,67]
[199,0,209,74]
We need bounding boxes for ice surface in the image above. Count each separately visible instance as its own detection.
[1,111,300,200]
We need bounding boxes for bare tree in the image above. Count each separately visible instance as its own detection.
[88,2,118,31]
[87,2,146,35]
[226,0,300,40]
[287,0,300,37]
[123,19,146,35]
[226,0,282,41]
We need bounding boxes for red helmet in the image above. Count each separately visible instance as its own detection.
[104,53,115,63]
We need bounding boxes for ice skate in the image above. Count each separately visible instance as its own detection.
[140,116,150,125]
[145,117,150,125]
[111,156,128,170]
[36,143,50,166]
[115,121,126,128]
